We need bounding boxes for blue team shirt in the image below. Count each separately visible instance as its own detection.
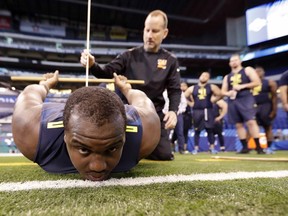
[227,68,252,98]
[192,84,213,109]
[252,79,271,105]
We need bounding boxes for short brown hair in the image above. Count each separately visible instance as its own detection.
[230,53,241,59]
[147,10,168,29]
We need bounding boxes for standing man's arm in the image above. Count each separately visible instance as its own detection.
[221,75,232,97]
[269,79,278,119]
[164,61,181,129]
[178,92,187,115]
[184,86,195,107]
[233,66,261,91]
[279,71,288,112]
[215,100,228,122]
[80,49,126,78]
[280,85,288,112]
[211,84,223,103]
[12,71,59,161]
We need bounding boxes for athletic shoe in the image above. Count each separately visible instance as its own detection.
[191,149,198,155]
[237,148,250,154]
[257,148,265,154]
[210,149,218,154]
[265,148,275,154]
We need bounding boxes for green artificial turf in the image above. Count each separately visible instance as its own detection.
[1,151,288,215]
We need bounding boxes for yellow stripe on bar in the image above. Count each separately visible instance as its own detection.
[47,121,64,129]
[126,125,138,133]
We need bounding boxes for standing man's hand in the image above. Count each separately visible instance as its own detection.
[232,84,243,91]
[163,111,177,129]
[215,116,222,122]
[80,49,96,68]
[283,104,288,112]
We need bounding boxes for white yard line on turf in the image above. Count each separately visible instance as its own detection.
[0,153,23,157]
[1,170,288,192]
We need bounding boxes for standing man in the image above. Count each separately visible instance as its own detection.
[252,66,277,154]
[279,70,288,113]
[163,89,187,154]
[81,10,181,160]
[180,81,193,153]
[221,54,264,154]
[184,72,222,154]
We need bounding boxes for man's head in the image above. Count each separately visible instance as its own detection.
[255,66,265,79]
[199,72,210,84]
[63,86,127,181]
[229,53,242,70]
[180,82,189,92]
[143,10,168,53]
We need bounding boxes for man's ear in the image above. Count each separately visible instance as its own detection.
[163,28,168,39]
[64,134,67,143]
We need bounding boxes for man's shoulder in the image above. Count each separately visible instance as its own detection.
[279,70,288,86]
[281,70,288,79]
[160,48,177,59]
[125,46,143,53]
[124,104,141,125]
[243,66,254,73]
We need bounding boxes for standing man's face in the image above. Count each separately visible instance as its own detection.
[143,15,168,53]
[229,55,242,70]
[199,72,210,84]
[180,83,188,92]
[255,67,265,79]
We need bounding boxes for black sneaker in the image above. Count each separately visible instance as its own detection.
[257,149,265,154]
[237,148,250,154]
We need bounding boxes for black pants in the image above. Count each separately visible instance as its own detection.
[146,111,174,160]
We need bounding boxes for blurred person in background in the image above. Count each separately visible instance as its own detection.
[180,81,193,153]
[252,66,277,154]
[279,70,288,114]
[163,89,187,154]
[184,72,222,154]
[221,54,264,154]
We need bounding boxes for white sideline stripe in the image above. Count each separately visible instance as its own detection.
[1,170,288,192]
[0,153,23,157]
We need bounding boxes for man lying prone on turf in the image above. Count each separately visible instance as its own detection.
[12,70,161,181]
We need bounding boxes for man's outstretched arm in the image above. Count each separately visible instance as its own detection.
[12,70,59,161]
[113,73,161,159]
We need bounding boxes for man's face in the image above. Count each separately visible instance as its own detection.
[64,114,125,181]
[199,72,210,84]
[229,55,242,69]
[180,83,188,92]
[255,67,264,79]
[143,15,168,53]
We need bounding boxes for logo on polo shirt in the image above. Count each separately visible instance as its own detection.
[157,59,167,69]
